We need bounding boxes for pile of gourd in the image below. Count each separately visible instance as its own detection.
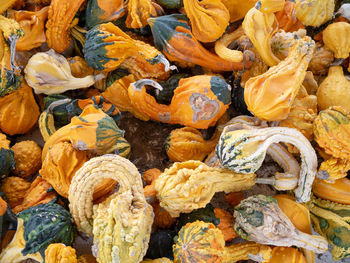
[0,0,350,262]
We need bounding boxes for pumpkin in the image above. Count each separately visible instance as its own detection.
[313,178,350,205]
[242,5,280,66]
[1,177,31,208]
[323,22,350,59]
[77,254,98,263]
[307,195,350,260]
[295,0,335,27]
[12,141,41,178]
[244,36,315,121]
[126,0,161,29]
[269,247,307,263]
[85,0,125,29]
[24,49,102,95]
[45,243,77,263]
[0,81,40,135]
[12,176,57,214]
[234,195,328,253]
[67,56,95,78]
[183,0,229,43]
[165,127,216,162]
[0,133,15,178]
[45,0,85,53]
[10,7,49,51]
[221,0,257,23]
[128,75,231,129]
[258,0,285,13]
[69,155,153,263]
[148,14,254,71]
[308,43,334,75]
[155,160,256,217]
[275,1,305,32]
[214,208,237,242]
[146,229,176,260]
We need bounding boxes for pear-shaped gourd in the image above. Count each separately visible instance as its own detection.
[322,22,350,59]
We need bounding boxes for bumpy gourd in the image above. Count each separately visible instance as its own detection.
[295,0,335,27]
[12,141,41,178]
[244,36,315,121]
[0,133,15,178]
[0,177,31,208]
[155,160,256,217]
[24,49,102,95]
[46,0,86,53]
[322,22,350,59]
[148,14,254,71]
[125,0,160,28]
[45,243,77,263]
[234,195,328,253]
[307,195,350,260]
[308,44,334,75]
[69,155,153,263]
[275,1,304,32]
[317,66,350,112]
[128,75,231,129]
[183,0,229,43]
[221,0,257,23]
[313,178,350,205]
[216,127,317,203]
[271,29,307,60]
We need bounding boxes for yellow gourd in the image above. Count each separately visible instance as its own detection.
[322,22,350,59]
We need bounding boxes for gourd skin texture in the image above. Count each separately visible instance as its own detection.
[45,243,77,263]
[1,177,31,208]
[126,0,159,29]
[295,0,335,27]
[317,66,350,112]
[0,81,40,136]
[308,44,334,75]
[128,75,231,129]
[46,0,86,53]
[322,22,350,59]
[148,14,254,72]
[183,0,229,43]
[313,178,350,205]
[259,0,285,14]
[244,37,315,121]
[12,141,42,178]
[221,0,257,23]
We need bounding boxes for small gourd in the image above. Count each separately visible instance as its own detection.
[0,133,15,178]
[12,141,41,178]
[214,208,237,242]
[45,243,77,263]
[308,43,334,75]
[0,177,31,208]
[67,56,95,78]
[313,178,350,205]
[322,22,350,60]
[271,29,307,60]
[126,0,161,28]
[295,0,335,27]
[275,1,304,32]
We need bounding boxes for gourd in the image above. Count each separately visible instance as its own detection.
[125,0,161,29]
[0,177,31,208]
[155,73,191,104]
[85,0,125,29]
[295,0,335,27]
[45,0,86,53]
[216,126,317,203]
[317,66,350,112]
[155,160,256,217]
[77,254,98,263]
[308,44,334,75]
[275,1,304,32]
[11,7,49,51]
[0,195,17,247]
[146,229,176,260]
[173,221,272,263]
[0,203,74,263]
[244,36,315,121]
[221,0,257,23]
[322,22,350,60]
[258,0,285,13]
[183,0,230,43]
[269,247,307,263]
[165,127,217,162]
[271,29,307,60]
[0,133,15,178]
[12,141,42,178]
[313,178,350,205]
[0,0,18,13]
[68,155,154,263]
[67,56,95,78]
[148,14,254,71]
[0,81,40,135]
[24,49,103,95]
[214,208,237,242]
[45,243,77,263]
[128,75,231,129]
[307,195,350,260]
[234,195,328,253]
[12,176,57,214]
[142,259,173,263]
[242,5,280,66]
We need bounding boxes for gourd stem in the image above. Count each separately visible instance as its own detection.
[255,177,275,186]
[131,79,163,91]
[46,98,72,114]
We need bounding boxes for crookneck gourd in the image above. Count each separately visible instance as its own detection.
[234,195,328,253]
[216,126,317,203]
[173,221,272,263]
[24,49,103,95]
[0,132,15,178]
[155,160,256,217]
[183,0,229,43]
[45,243,77,263]
[244,36,315,121]
[322,22,350,60]
[45,0,86,53]
[128,75,231,129]
[295,0,335,27]
[148,14,254,71]
[0,203,74,263]
[275,0,304,32]
[307,195,350,260]
[68,154,154,263]
[12,141,42,178]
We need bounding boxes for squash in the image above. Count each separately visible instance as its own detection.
[155,160,256,217]
[313,178,350,205]
[12,176,57,214]
[0,81,40,136]
[12,141,41,178]
[67,56,95,78]
[269,247,307,263]
[46,0,86,53]
[244,36,315,121]
[258,0,285,13]
[183,0,229,43]
[45,243,77,263]
[221,0,257,23]
[1,177,31,208]
[155,73,190,104]
[271,29,307,60]
[0,133,15,178]
[214,208,237,242]
[128,75,231,129]
[234,195,328,253]
[323,22,350,59]
[148,14,254,71]
[307,195,350,261]
[146,229,176,260]
[275,1,305,32]
[85,0,125,29]
[295,0,335,27]
[308,43,334,75]
[125,0,161,29]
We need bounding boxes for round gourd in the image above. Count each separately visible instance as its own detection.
[0,177,31,208]
[12,141,42,178]
[45,243,77,263]
[322,22,350,59]
[308,44,334,75]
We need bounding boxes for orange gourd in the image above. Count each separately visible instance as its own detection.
[275,1,305,32]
